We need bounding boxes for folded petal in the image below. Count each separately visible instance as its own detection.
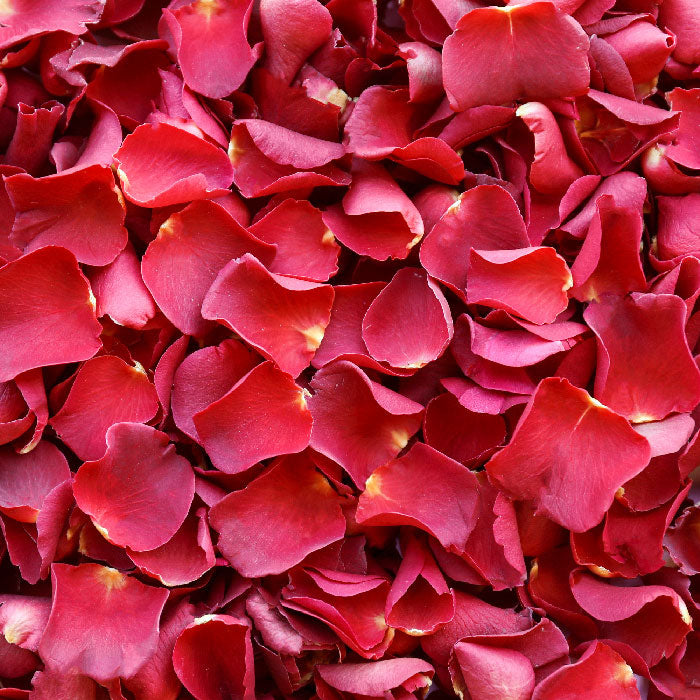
[308,361,423,486]
[73,423,195,551]
[486,377,651,532]
[209,453,346,577]
[322,160,423,261]
[202,253,334,376]
[466,247,572,325]
[0,247,101,382]
[193,361,313,473]
[39,563,168,682]
[316,658,434,695]
[88,243,157,329]
[115,123,234,207]
[50,356,159,461]
[260,0,332,84]
[571,572,692,666]
[443,3,589,110]
[531,642,640,700]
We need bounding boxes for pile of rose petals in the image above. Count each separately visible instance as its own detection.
[2,0,700,697]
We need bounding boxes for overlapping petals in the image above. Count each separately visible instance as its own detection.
[1,0,700,697]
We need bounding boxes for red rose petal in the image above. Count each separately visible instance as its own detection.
[585,292,700,422]
[248,199,340,281]
[362,268,453,369]
[486,377,651,532]
[0,442,69,524]
[260,0,332,84]
[115,122,234,207]
[316,657,434,695]
[73,422,195,551]
[0,247,101,382]
[443,3,589,110]
[172,615,255,700]
[420,185,530,297]
[142,201,274,336]
[466,247,573,326]
[50,356,159,461]
[127,509,215,587]
[164,0,257,99]
[171,338,258,442]
[531,642,640,700]
[571,572,692,666]
[357,442,479,552]
[202,253,334,376]
[209,453,346,577]
[193,361,313,473]
[39,563,168,682]
[308,361,423,486]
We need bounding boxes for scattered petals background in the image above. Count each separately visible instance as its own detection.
[0,0,699,698]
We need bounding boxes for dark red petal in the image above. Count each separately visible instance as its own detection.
[0,247,101,382]
[193,361,313,473]
[424,392,506,466]
[173,615,255,700]
[39,563,168,682]
[443,3,589,110]
[209,453,346,577]
[202,253,334,377]
[115,123,234,207]
[50,356,159,461]
[308,361,423,486]
[486,377,651,532]
[73,423,195,551]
